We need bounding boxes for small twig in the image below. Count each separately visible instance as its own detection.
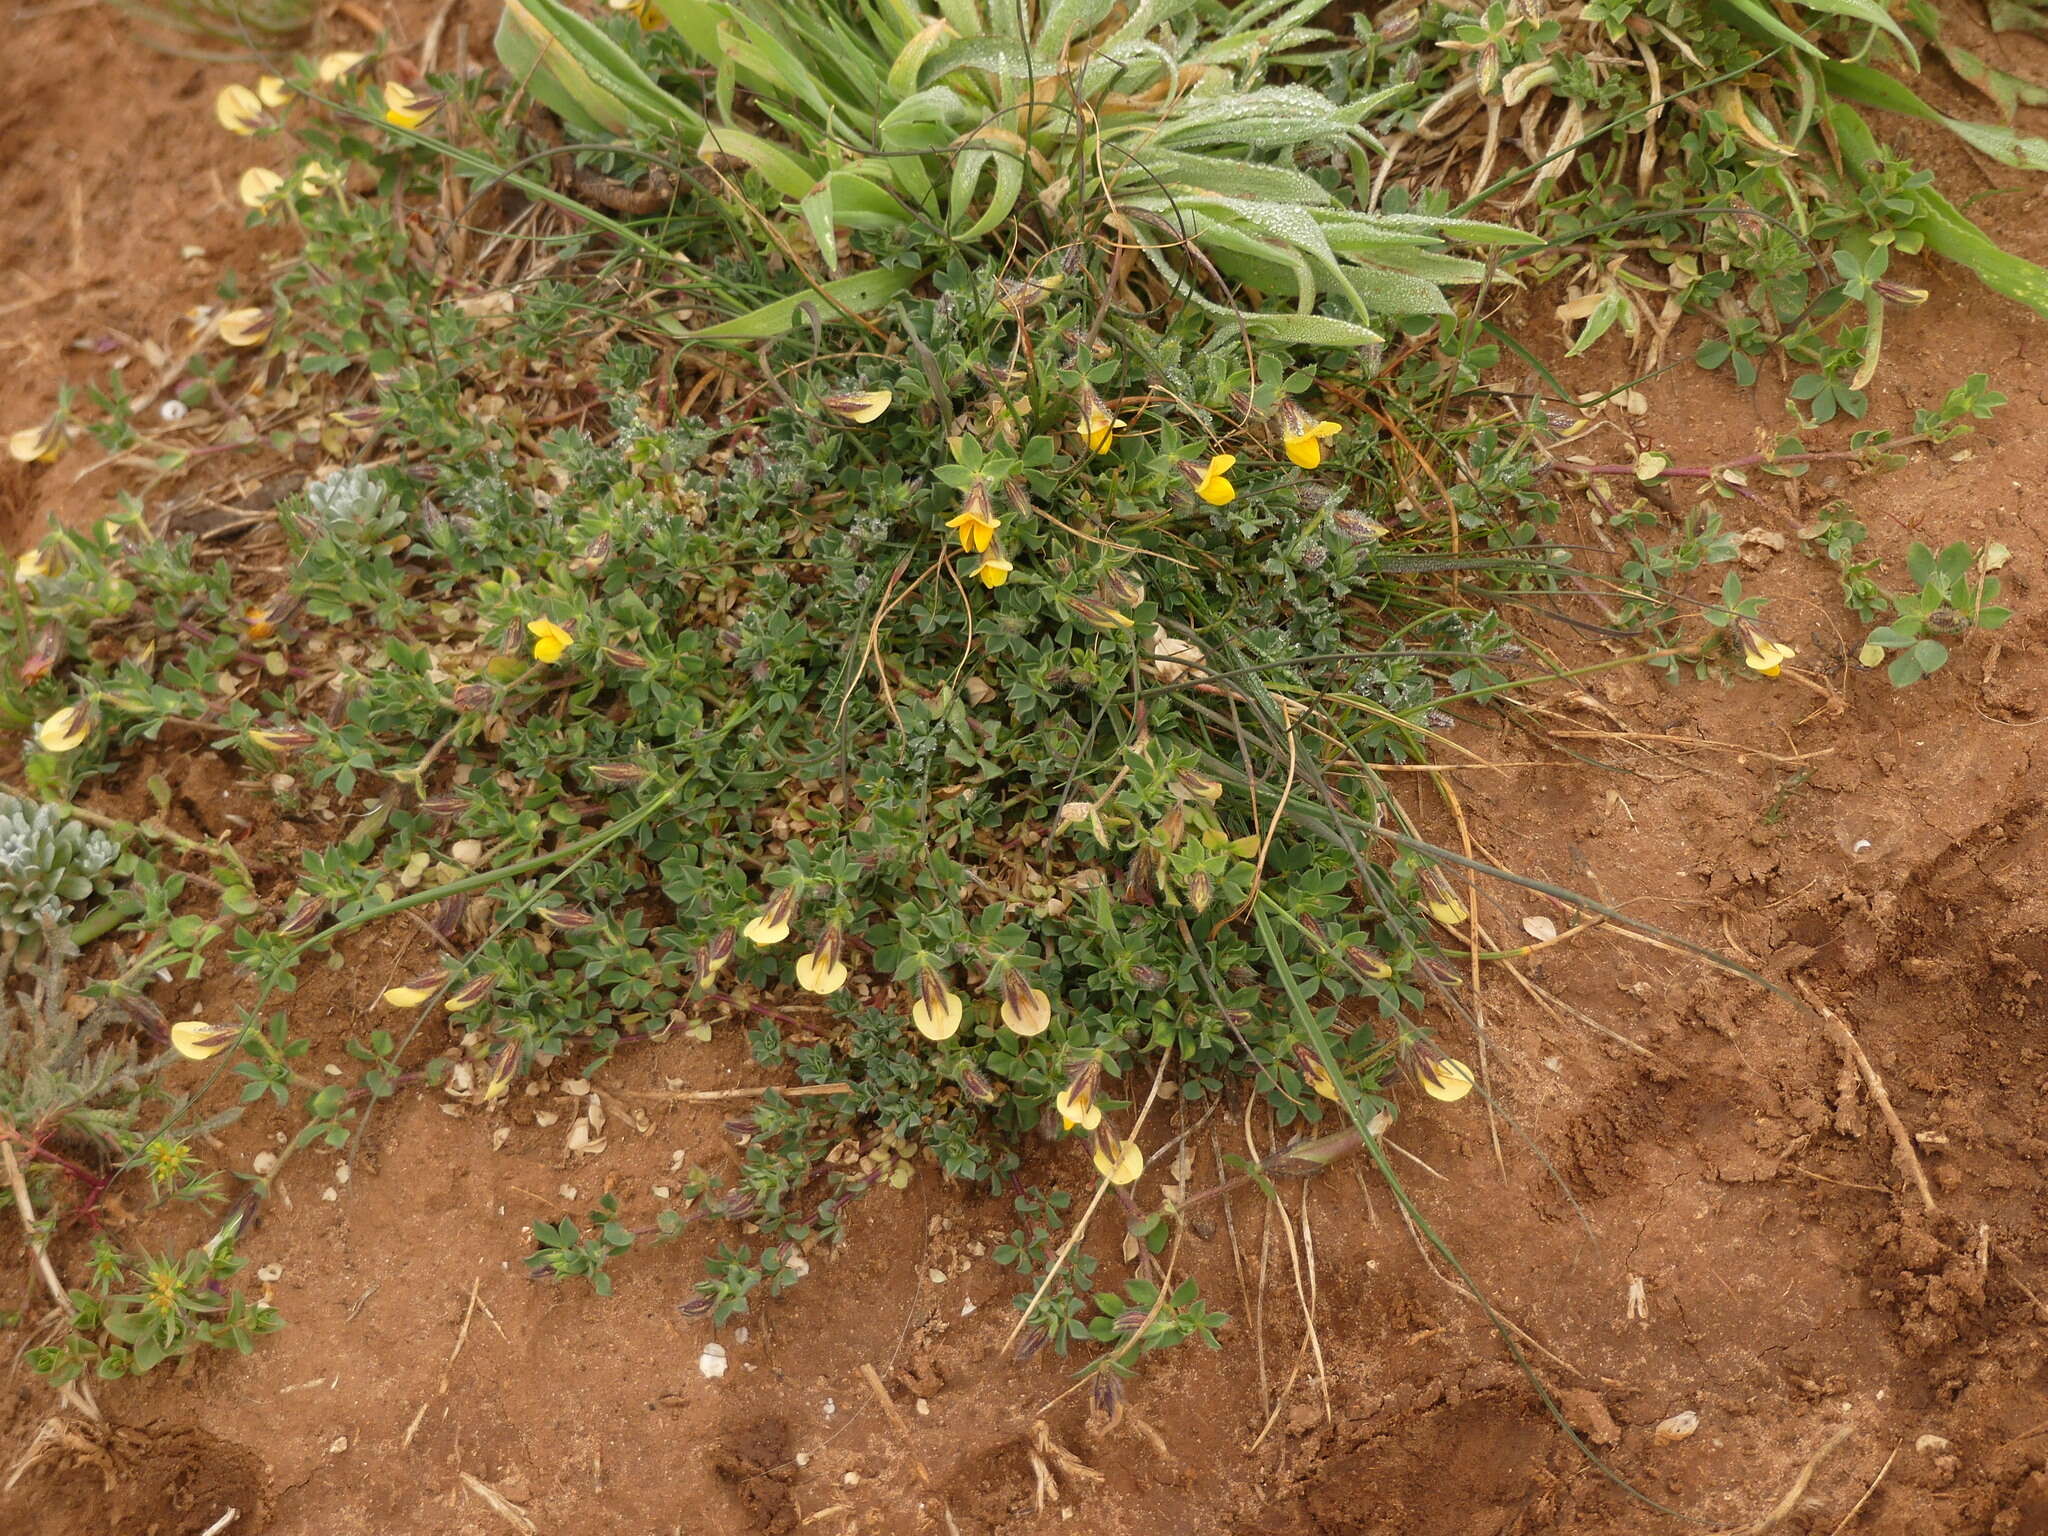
[197,1510,240,1536]
[1711,1424,1853,1535]
[0,1139,99,1419]
[1792,977,1936,1214]
[1825,1443,1899,1536]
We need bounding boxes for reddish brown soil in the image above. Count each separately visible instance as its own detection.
[6,10,2048,1536]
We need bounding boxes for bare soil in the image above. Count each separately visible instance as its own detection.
[6,9,2048,1536]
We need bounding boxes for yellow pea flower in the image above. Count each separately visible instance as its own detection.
[998,969,1051,1036]
[1055,1060,1103,1131]
[443,973,498,1012]
[8,417,65,464]
[527,618,573,663]
[15,548,55,582]
[170,1020,242,1061]
[1276,398,1343,470]
[1091,1128,1144,1185]
[316,51,366,83]
[239,167,285,209]
[794,924,849,995]
[1420,869,1468,928]
[822,390,892,425]
[35,702,94,753]
[295,161,341,196]
[215,83,267,135]
[909,968,962,1041]
[1293,1044,1339,1103]
[1075,385,1126,455]
[1189,454,1237,507]
[1416,1052,1476,1103]
[382,81,445,131]
[975,550,1013,589]
[256,75,292,108]
[382,968,450,1008]
[1734,618,1795,678]
[217,308,272,347]
[478,1041,520,1103]
[945,480,999,554]
[743,886,798,946]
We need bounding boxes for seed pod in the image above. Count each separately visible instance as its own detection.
[537,906,597,932]
[676,1293,716,1320]
[588,762,650,788]
[1098,570,1146,611]
[958,1064,999,1105]
[248,724,315,753]
[602,645,650,670]
[1158,804,1186,852]
[419,793,467,818]
[450,682,496,713]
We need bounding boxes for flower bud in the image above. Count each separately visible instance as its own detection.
[277,895,329,938]
[249,723,316,753]
[443,972,498,1012]
[958,1064,999,1105]
[588,763,650,788]
[1185,870,1213,914]
[694,928,736,987]
[538,906,597,932]
[676,1293,716,1320]
[18,622,63,685]
[478,1040,520,1103]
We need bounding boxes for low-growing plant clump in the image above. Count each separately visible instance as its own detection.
[1,0,2038,1429]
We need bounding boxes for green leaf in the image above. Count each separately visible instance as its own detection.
[1823,61,2048,172]
[689,266,922,340]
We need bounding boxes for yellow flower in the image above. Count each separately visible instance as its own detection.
[910,968,962,1041]
[35,703,93,754]
[1416,1052,1477,1103]
[382,968,449,1008]
[1276,398,1343,470]
[1190,454,1237,507]
[15,548,56,582]
[634,0,667,30]
[256,75,292,108]
[443,973,498,1011]
[975,550,1013,589]
[217,308,272,348]
[822,390,892,425]
[1055,1060,1103,1131]
[1075,386,1126,455]
[239,167,286,209]
[1735,619,1796,678]
[743,886,798,946]
[215,83,267,135]
[945,480,999,554]
[1420,869,1468,928]
[170,1020,242,1061]
[295,161,342,196]
[1091,1128,1144,1186]
[478,1041,520,1103]
[382,81,445,131]
[7,417,65,464]
[316,51,366,83]
[794,925,849,995]
[1293,1044,1339,1103]
[527,618,573,663]
[998,969,1051,1036]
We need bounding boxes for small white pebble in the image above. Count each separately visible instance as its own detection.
[252,1152,279,1177]
[928,1268,948,1285]
[915,1399,930,1417]
[842,1472,859,1487]
[328,1436,349,1454]
[333,1163,351,1185]
[960,1298,976,1317]
[158,400,189,423]
[734,1327,749,1344]
[795,1453,810,1468]
[560,1185,578,1201]
[1916,1434,1952,1455]
[698,1342,728,1379]
[320,1187,337,1202]
[652,1185,672,1199]
[257,1264,284,1283]
[1655,1411,1699,1443]
[822,1399,836,1418]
